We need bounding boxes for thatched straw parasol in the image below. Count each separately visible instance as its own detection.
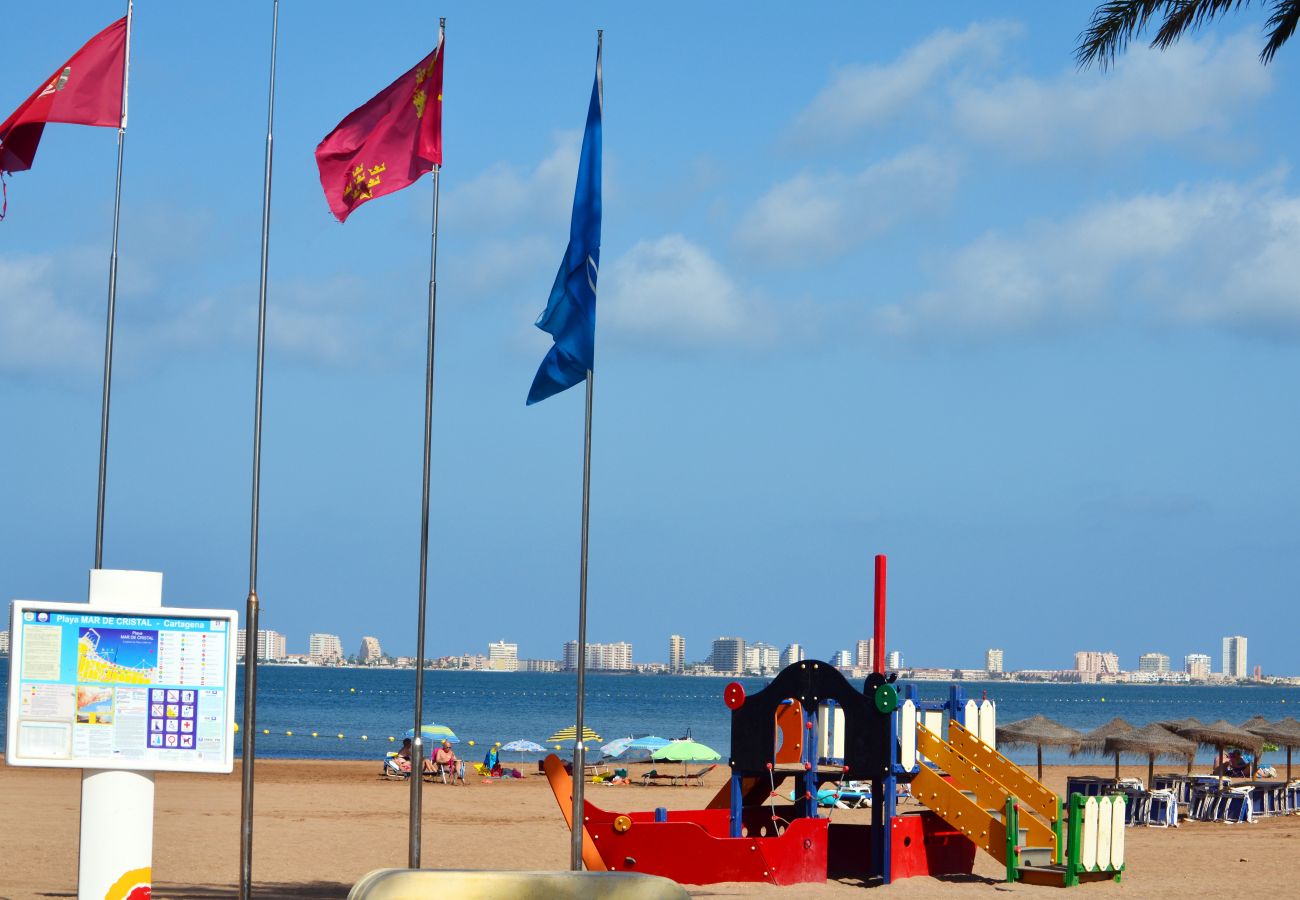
[1077,717,1137,781]
[1103,724,1198,786]
[1240,715,1273,732]
[1174,719,1265,779]
[1157,716,1203,732]
[1244,717,1300,781]
[997,715,1084,781]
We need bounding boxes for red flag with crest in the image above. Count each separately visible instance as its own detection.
[0,17,129,175]
[315,36,443,223]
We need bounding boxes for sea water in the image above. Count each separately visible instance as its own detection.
[2,659,1296,767]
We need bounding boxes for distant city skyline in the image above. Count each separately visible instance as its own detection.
[195,627,1287,681]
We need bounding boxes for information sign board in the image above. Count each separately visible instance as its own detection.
[6,600,237,773]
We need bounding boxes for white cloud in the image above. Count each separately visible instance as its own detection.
[952,33,1271,158]
[734,147,958,266]
[875,174,1300,340]
[0,254,101,375]
[791,21,1022,144]
[601,235,764,347]
[443,132,580,232]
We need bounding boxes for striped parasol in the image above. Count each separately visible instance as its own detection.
[547,725,602,744]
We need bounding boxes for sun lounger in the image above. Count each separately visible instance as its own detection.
[672,764,718,786]
[382,753,410,780]
[640,769,675,786]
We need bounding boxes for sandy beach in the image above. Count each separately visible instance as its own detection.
[2,759,1298,899]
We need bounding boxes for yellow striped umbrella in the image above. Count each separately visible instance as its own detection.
[547,725,601,744]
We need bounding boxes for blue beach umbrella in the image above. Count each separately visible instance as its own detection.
[500,740,547,753]
[600,737,636,758]
[628,735,670,751]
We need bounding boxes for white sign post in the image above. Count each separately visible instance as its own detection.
[81,569,161,900]
[6,570,238,900]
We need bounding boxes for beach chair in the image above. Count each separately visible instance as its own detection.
[1144,789,1178,827]
[640,769,675,786]
[673,764,718,787]
[382,753,410,780]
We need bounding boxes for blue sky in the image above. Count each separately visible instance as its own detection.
[3,1,1298,674]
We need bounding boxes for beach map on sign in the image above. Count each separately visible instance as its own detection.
[77,628,158,685]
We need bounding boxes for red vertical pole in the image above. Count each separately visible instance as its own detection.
[873,554,887,674]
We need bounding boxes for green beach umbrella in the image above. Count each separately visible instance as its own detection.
[651,739,721,778]
[405,723,459,743]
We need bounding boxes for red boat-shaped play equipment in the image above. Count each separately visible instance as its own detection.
[544,556,1127,889]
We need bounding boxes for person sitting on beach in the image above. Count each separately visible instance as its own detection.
[434,740,458,778]
[1215,749,1250,777]
[396,738,414,773]
[397,738,436,773]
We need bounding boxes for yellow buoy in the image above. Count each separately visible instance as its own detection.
[350,688,356,693]
[362,735,368,741]
[389,736,395,742]
[468,740,475,746]
[312,732,318,738]
[286,730,293,736]
[233,722,239,732]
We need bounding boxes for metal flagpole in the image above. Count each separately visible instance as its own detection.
[569,28,601,873]
[570,369,595,870]
[240,2,278,897]
[94,0,133,569]
[410,19,445,869]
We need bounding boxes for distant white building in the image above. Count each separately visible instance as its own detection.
[669,635,685,673]
[885,650,903,670]
[358,636,383,664]
[710,637,745,674]
[237,629,287,661]
[488,640,519,672]
[0,630,9,655]
[520,658,559,673]
[745,642,780,675]
[1222,636,1248,679]
[1185,653,1212,679]
[832,649,853,668]
[1138,652,1170,674]
[780,642,804,668]
[563,641,633,671]
[1075,651,1120,676]
[856,639,874,669]
[308,633,343,664]
[986,648,1004,675]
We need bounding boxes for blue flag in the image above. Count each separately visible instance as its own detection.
[527,48,602,405]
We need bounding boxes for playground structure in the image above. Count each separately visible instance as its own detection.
[545,555,1126,888]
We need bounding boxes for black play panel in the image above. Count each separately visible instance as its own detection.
[729,660,893,779]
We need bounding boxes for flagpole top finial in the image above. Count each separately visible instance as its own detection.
[440,16,446,28]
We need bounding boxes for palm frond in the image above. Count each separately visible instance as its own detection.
[1076,1,1177,69]
[1152,1,1254,50]
[1262,0,1300,61]
[1077,0,1297,68]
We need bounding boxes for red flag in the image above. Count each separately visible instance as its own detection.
[0,17,129,174]
[315,37,443,223]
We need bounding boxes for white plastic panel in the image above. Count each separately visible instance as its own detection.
[923,710,944,741]
[963,699,978,735]
[899,700,917,772]
[817,703,845,760]
[1096,797,1113,870]
[978,700,996,749]
[1081,798,1099,871]
[1110,796,1126,867]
